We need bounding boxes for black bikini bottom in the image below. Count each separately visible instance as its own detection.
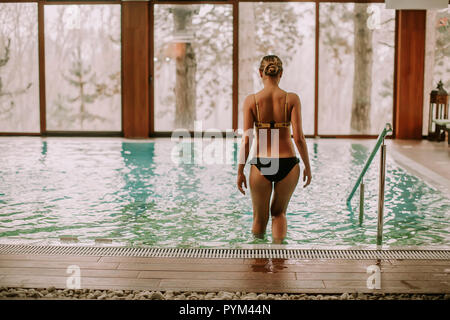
[250,157,300,183]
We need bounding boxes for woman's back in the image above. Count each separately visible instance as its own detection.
[236,54,312,244]
[253,89,297,158]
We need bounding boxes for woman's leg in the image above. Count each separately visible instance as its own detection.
[270,164,300,244]
[249,165,273,238]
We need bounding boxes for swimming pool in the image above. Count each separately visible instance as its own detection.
[0,137,448,248]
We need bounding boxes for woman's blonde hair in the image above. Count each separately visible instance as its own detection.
[259,55,283,77]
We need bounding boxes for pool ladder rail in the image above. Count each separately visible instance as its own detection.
[346,123,393,246]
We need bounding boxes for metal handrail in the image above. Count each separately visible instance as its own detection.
[346,123,392,205]
[346,123,392,245]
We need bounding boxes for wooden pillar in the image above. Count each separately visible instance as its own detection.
[122,1,150,138]
[38,2,47,135]
[232,1,238,131]
[394,10,426,139]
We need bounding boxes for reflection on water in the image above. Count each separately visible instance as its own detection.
[121,142,156,216]
[251,259,287,274]
[0,138,448,247]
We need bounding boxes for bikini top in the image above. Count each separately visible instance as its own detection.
[254,92,291,129]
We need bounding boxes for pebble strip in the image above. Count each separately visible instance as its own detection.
[0,287,448,300]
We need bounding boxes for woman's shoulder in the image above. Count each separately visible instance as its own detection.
[283,91,300,106]
[285,91,300,98]
[244,93,257,105]
[246,90,300,101]
[286,91,301,103]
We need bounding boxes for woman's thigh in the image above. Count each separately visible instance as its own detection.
[270,164,300,216]
[249,165,273,221]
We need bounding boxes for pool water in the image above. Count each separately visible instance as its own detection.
[0,138,449,248]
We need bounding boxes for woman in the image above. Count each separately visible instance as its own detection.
[236,55,312,244]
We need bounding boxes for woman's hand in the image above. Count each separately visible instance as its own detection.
[303,167,312,188]
[237,172,247,195]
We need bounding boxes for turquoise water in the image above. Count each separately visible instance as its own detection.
[0,138,449,247]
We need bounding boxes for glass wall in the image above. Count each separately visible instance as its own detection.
[238,2,315,135]
[318,3,395,135]
[44,5,121,131]
[423,8,450,135]
[153,4,233,132]
[0,1,408,137]
[0,3,40,133]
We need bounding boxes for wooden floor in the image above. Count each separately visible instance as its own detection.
[0,254,448,294]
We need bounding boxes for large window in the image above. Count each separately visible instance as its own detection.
[0,1,421,138]
[423,8,449,135]
[44,5,121,131]
[318,3,395,135]
[153,4,233,132]
[238,2,315,135]
[0,3,40,133]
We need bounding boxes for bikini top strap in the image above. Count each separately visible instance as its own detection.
[285,92,288,123]
[254,94,261,122]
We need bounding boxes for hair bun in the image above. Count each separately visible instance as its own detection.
[259,55,283,77]
[264,63,279,76]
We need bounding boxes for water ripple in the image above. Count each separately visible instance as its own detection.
[0,138,448,247]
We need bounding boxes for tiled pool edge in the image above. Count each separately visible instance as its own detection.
[1,244,449,260]
[1,237,449,251]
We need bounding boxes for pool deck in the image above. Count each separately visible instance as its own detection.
[0,253,448,294]
[388,139,450,194]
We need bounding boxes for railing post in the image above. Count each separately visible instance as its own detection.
[359,179,364,225]
[377,140,387,246]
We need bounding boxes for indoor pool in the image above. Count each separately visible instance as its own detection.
[0,137,449,248]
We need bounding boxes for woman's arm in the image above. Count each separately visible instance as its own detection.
[237,95,255,195]
[290,93,312,188]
